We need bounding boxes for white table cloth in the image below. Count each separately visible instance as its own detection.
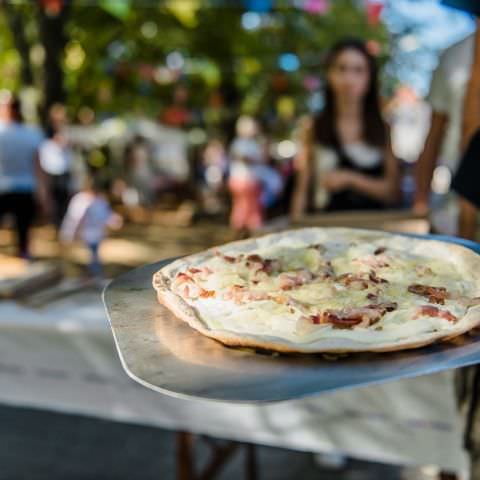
[0,289,469,476]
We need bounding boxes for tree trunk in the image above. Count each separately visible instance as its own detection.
[37,1,70,125]
[1,2,34,86]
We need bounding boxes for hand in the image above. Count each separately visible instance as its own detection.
[290,211,304,224]
[412,198,430,216]
[108,213,124,230]
[322,169,356,193]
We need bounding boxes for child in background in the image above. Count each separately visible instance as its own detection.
[228,116,283,236]
[60,175,123,278]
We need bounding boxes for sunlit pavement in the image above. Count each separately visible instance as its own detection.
[0,221,236,279]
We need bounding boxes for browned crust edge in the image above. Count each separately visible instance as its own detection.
[152,227,480,354]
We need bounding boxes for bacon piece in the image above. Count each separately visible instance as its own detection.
[354,255,390,269]
[323,261,335,279]
[365,301,398,316]
[222,284,246,303]
[199,290,215,298]
[378,301,398,312]
[187,266,213,281]
[336,273,369,290]
[279,275,296,290]
[313,302,397,329]
[245,255,264,272]
[174,271,216,300]
[279,270,313,290]
[266,258,281,273]
[408,284,448,305]
[175,272,194,284]
[222,284,271,304]
[414,305,457,323]
[215,250,236,263]
[255,258,281,276]
[271,295,287,304]
[247,291,270,301]
[177,281,207,300]
[246,255,264,269]
[321,309,374,329]
[223,284,245,294]
[374,246,386,255]
[367,292,378,301]
[337,271,387,289]
[369,270,388,284]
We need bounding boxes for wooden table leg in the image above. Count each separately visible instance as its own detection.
[439,473,458,480]
[176,433,258,480]
[177,431,195,480]
[245,443,257,480]
[198,441,238,480]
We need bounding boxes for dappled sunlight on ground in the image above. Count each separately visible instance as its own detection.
[0,221,236,278]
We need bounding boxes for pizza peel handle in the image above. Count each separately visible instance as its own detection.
[103,234,480,403]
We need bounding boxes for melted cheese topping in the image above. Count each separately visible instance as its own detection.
[173,238,476,346]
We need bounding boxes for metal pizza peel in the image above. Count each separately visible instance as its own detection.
[103,234,480,403]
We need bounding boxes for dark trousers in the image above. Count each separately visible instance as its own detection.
[0,192,35,257]
[87,242,102,277]
[48,173,70,228]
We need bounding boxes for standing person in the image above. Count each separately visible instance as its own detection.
[451,129,480,239]
[0,91,47,258]
[200,137,229,214]
[123,135,156,206]
[290,39,399,221]
[413,21,476,232]
[228,116,283,236]
[39,125,73,229]
[60,175,122,278]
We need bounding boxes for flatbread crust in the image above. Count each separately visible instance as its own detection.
[153,228,480,353]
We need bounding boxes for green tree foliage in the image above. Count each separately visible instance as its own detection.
[0,0,389,124]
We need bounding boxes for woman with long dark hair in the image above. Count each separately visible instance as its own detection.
[290,39,399,219]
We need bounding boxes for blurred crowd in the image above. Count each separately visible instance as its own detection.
[1,30,479,277]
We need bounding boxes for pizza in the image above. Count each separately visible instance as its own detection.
[152,228,480,353]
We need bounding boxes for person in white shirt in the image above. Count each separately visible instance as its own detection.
[60,175,122,277]
[39,126,73,228]
[0,91,47,258]
[414,33,475,233]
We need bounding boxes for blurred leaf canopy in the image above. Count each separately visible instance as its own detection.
[0,0,389,123]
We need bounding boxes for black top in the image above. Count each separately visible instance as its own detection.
[309,144,385,212]
[452,129,480,209]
